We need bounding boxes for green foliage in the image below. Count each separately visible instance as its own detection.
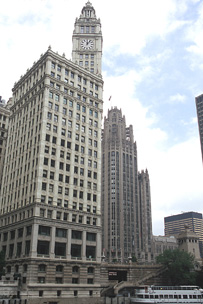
[156,249,197,285]
[0,251,5,278]
[132,256,137,263]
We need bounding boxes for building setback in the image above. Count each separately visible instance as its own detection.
[164,211,203,257]
[195,94,203,163]
[138,169,153,260]
[101,107,153,263]
[0,2,104,301]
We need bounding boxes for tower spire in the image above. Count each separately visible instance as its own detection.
[72,2,103,75]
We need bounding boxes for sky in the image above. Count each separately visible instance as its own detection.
[1,0,203,235]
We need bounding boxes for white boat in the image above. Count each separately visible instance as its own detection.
[130,285,203,303]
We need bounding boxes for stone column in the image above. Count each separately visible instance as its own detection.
[21,227,26,257]
[30,223,39,258]
[82,230,86,261]
[50,226,56,258]
[67,229,72,259]
[96,232,102,262]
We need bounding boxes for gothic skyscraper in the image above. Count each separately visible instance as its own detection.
[101,108,153,263]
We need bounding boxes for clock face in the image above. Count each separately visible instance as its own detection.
[81,39,94,50]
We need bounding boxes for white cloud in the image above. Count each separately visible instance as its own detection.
[98,0,181,55]
[151,136,203,235]
[168,93,186,104]
[185,1,203,69]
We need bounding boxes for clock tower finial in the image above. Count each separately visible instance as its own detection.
[72,2,103,75]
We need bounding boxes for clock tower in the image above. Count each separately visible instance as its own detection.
[72,1,103,75]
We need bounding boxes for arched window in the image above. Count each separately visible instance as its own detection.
[88,267,94,274]
[56,265,63,273]
[38,264,46,272]
[72,266,79,273]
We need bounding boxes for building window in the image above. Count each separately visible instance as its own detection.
[16,242,22,257]
[42,182,47,190]
[73,202,77,210]
[49,184,54,192]
[57,290,62,296]
[72,214,77,222]
[18,228,23,238]
[56,228,67,238]
[56,277,63,284]
[55,104,59,111]
[39,226,51,236]
[93,206,96,213]
[71,244,81,258]
[87,233,96,241]
[38,264,46,272]
[47,112,52,120]
[93,218,97,225]
[38,277,45,283]
[88,267,94,274]
[55,94,59,101]
[37,241,49,255]
[51,159,55,167]
[61,128,66,136]
[57,198,62,207]
[86,246,96,259]
[55,242,66,257]
[53,125,57,133]
[56,265,63,273]
[56,212,61,220]
[72,230,82,239]
[26,226,32,236]
[10,230,15,240]
[72,265,79,273]
[47,210,52,218]
[9,244,14,258]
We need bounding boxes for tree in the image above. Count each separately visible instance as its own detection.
[0,251,5,279]
[156,249,197,285]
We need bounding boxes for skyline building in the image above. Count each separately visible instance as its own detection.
[195,94,203,163]
[164,211,203,257]
[0,1,104,301]
[0,97,11,192]
[101,107,153,263]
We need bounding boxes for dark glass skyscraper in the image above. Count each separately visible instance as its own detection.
[195,94,203,163]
